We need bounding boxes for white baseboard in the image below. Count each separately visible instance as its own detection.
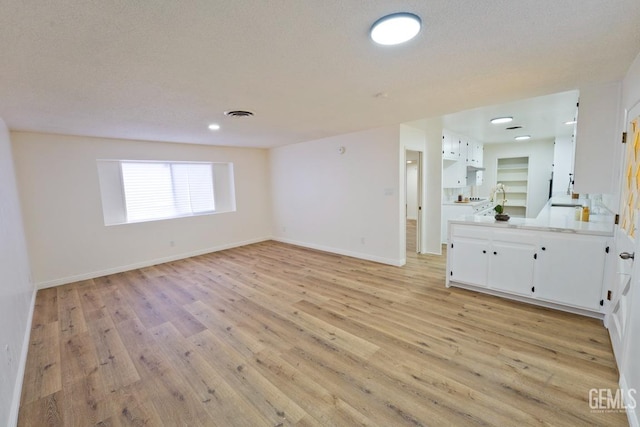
[620,375,639,427]
[8,287,37,427]
[36,237,272,289]
[273,237,405,267]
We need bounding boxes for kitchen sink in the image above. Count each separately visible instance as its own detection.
[551,203,580,207]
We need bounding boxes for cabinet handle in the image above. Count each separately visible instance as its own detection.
[620,252,635,260]
[541,247,546,251]
[482,250,486,254]
[493,251,497,255]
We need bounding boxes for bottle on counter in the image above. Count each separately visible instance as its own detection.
[574,206,582,221]
[581,205,590,222]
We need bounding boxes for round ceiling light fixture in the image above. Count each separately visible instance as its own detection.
[490,116,513,124]
[224,110,254,117]
[370,12,421,45]
[208,123,220,131]
[514,135,531,141]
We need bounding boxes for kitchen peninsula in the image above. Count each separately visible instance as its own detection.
[445,197,616,318]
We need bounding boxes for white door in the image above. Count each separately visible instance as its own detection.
[607,104,640,367]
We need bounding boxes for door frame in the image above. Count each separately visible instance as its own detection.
[405,149,423,253]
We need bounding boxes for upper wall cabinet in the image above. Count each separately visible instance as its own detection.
[573,82,622,194]
[466,140,484,167]
[442,129,462,161]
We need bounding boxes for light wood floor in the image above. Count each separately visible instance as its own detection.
[19,240,626,426]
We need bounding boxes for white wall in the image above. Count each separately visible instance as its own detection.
[270,126,404,265]
[0,121,35,427]
[479,139,554,218]
[11,132,272,288]
[552,136,574,197]
[401,121,443,255]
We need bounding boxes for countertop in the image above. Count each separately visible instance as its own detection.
[448,196,615,236]
[442,198,491,207]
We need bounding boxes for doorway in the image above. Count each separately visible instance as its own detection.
[406,150,422,253]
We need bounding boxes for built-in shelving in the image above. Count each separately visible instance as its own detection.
[497,157,529,217]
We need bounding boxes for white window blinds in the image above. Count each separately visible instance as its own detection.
[98,159,236,226]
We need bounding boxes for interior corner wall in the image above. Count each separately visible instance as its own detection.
[10,132,273,288]
[269,126,403,266]
[0,120,35,427]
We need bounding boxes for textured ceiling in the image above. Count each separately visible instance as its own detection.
[0,1,639,148]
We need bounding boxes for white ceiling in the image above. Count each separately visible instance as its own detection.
[407,90,580,144]
[0,1,639,148]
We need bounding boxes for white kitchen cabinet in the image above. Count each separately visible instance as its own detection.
[450,227,535,294]
[573,82,622,195]
[534,232,608,311]
[442,129,461,161]
[449,226,491,286]
[442,130,467,187]
[488,232,536,296]
[466,139,484,167]
[447,223,610,315]
[466,169,483,186]
[450,237,489,287]
[443,159,467,188]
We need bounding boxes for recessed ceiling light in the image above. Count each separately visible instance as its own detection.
[564,120,577,125]
[490,117,513,124]
[514,135,531,141]
[407,160,413,164]
[208,123,220,131]
[370,12,421,46]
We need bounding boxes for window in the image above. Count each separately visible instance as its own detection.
[97,160,235,225]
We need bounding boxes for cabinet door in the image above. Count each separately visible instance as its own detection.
[443,160,467,188]
[535,234,607,310]
[450,237,489,287]
[442,130,460,160]
[475,142,484,167]
[488,240,536,296]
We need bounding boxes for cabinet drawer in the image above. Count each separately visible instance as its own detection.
[493,230,537,245]
[451,224,491,239]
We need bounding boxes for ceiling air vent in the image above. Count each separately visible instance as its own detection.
[505,125,523,130]
[224,110,254,117]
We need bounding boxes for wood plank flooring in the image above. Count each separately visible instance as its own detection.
[18,239,627,426]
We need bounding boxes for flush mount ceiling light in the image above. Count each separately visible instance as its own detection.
[224,110,254,117]
[514,135,531,141]
[490,116,513,124]
[370,12,421,45]
[208,123,220,131]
